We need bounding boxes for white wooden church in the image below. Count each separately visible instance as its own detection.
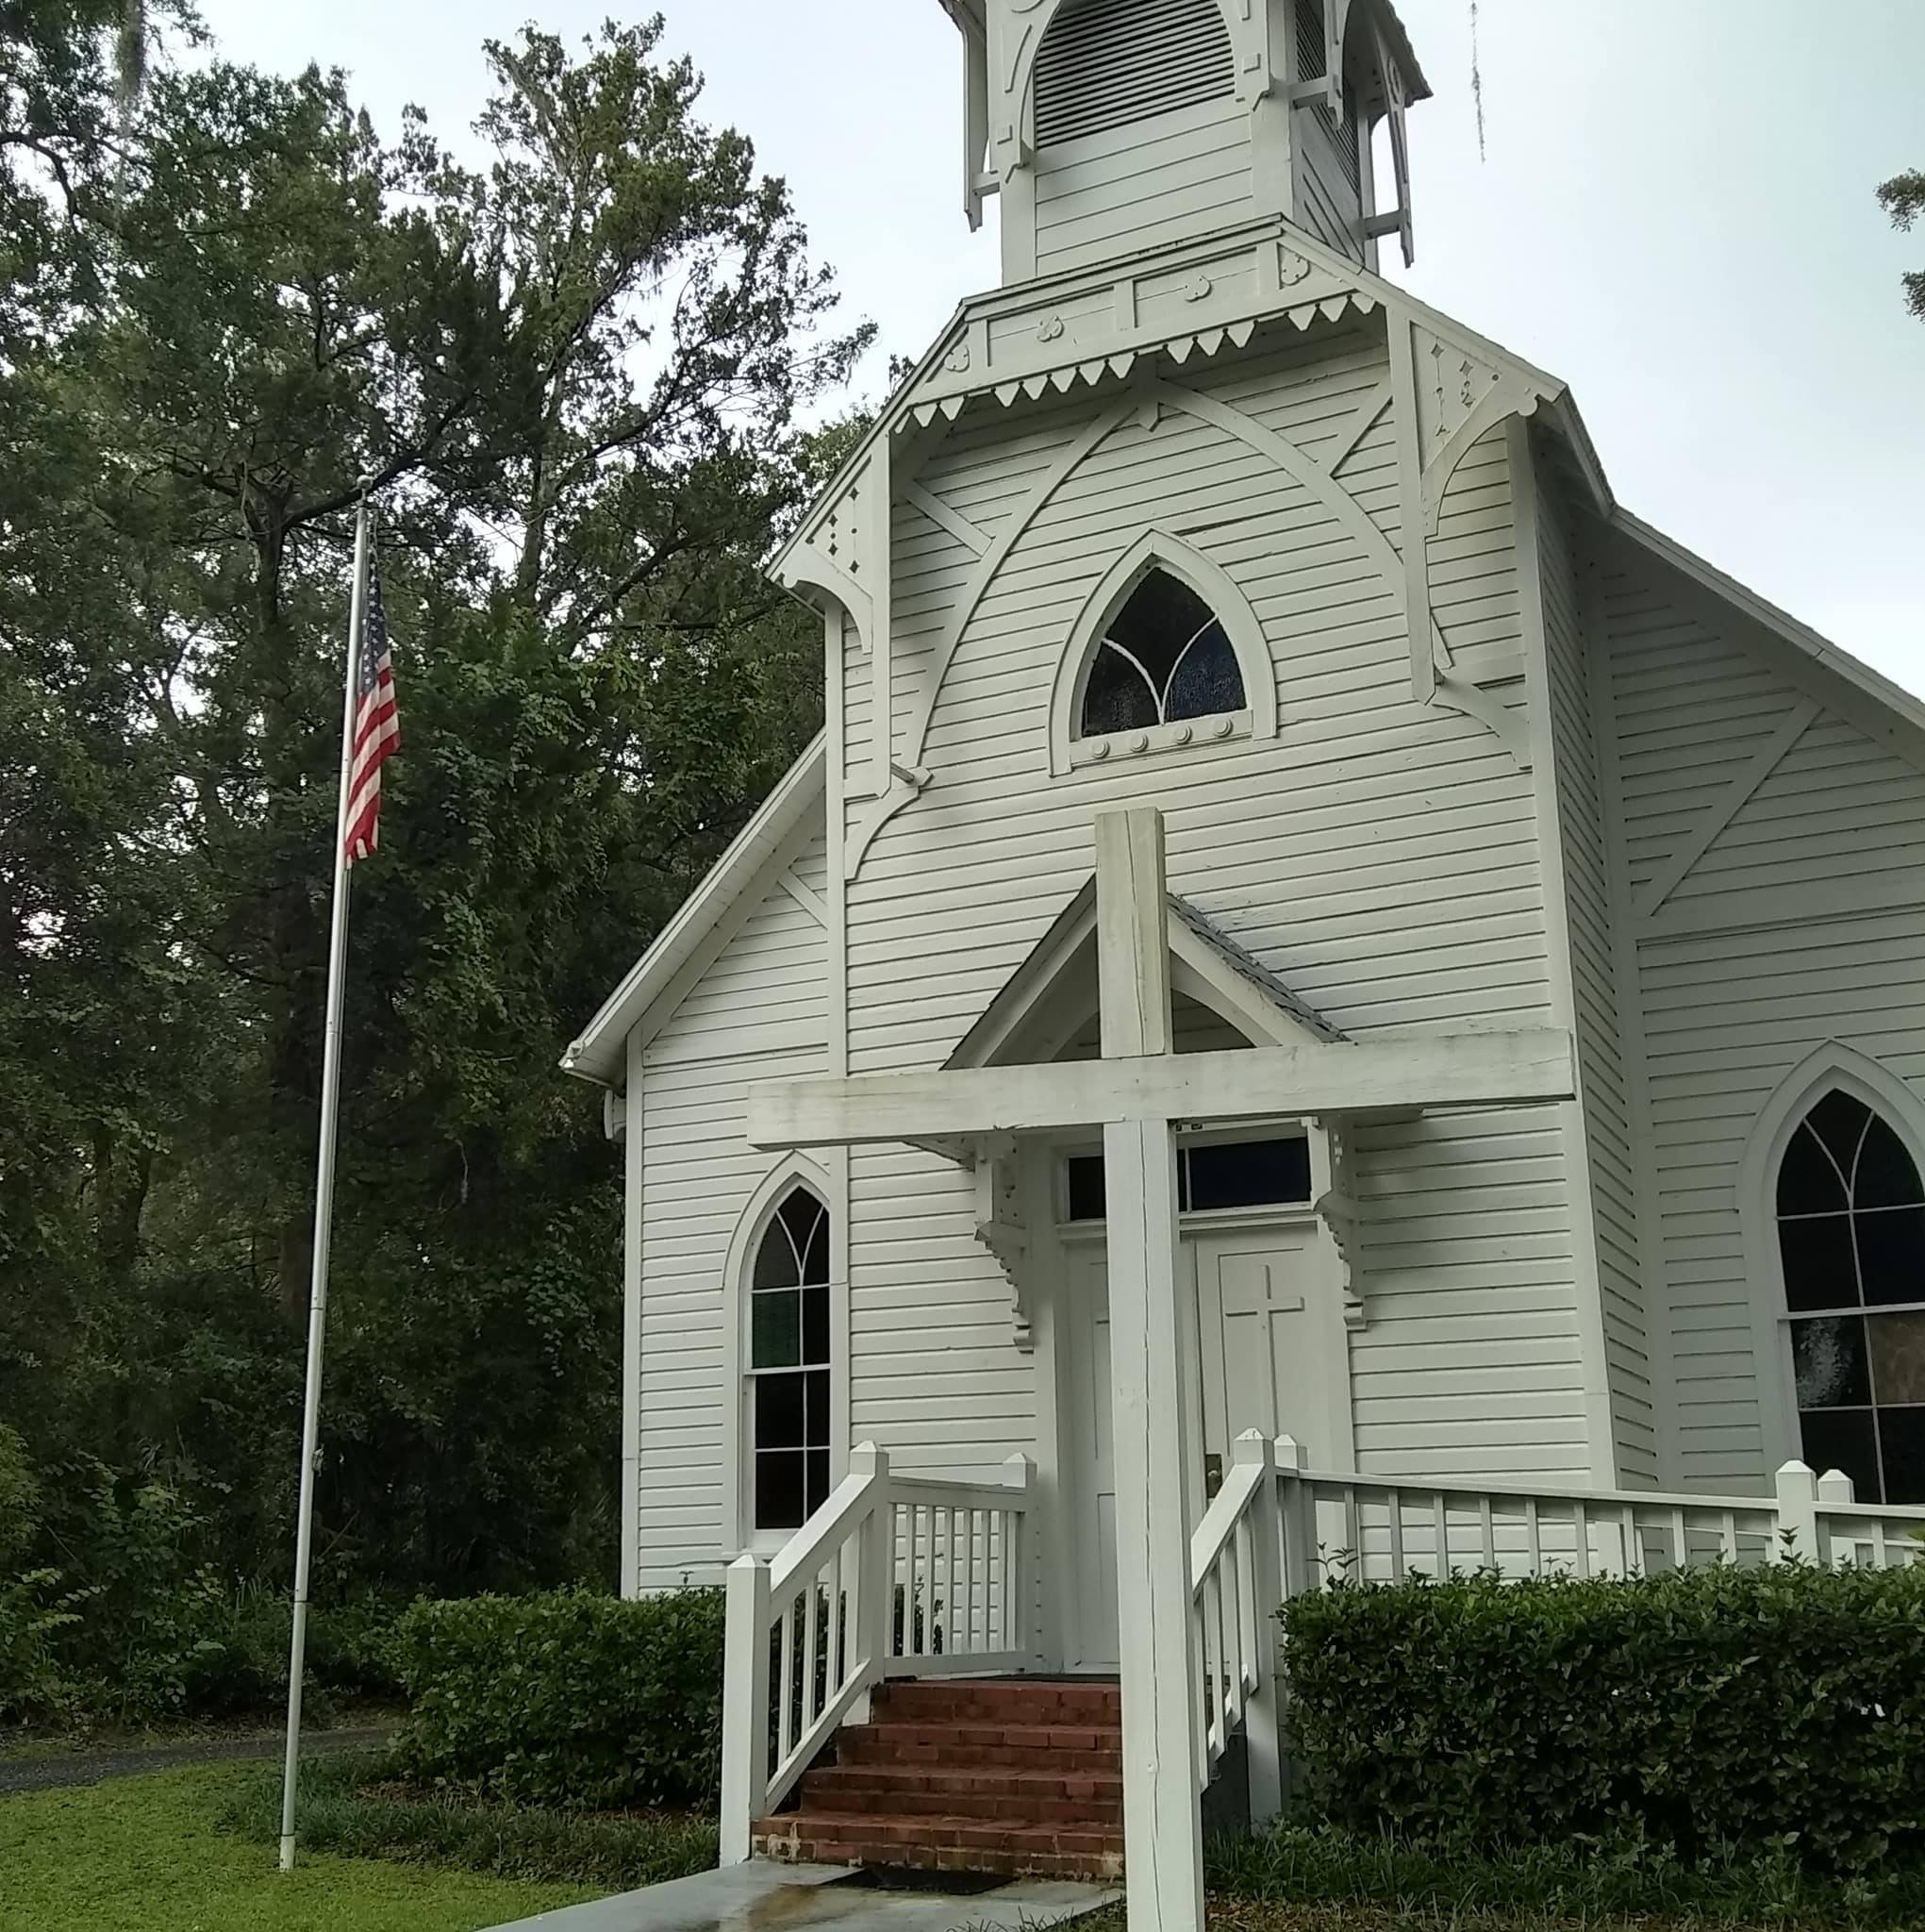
[565,0,1925,1919]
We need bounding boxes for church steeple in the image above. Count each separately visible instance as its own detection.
[938,0,1427,285]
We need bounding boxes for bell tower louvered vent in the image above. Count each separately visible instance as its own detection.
[1033,0,1236,150]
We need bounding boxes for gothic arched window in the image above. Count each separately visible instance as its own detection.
[747,1186,832,1530]
[1777,1089,1925,1503]
[1078,569,1246,740]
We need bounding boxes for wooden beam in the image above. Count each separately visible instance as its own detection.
[746,1030,1577,1150]
[1105,1117,1204,1932]
[1096,808,1170,1058]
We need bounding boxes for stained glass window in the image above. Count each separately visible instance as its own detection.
[749,1188,832,1530]
[1776,1090,1925,1503]
[1078,569,1246,740]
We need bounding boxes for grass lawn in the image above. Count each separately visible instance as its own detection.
[0,1765,598,1932]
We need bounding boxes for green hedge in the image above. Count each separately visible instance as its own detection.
[392,1587,724,1808]
[1283,1562,1925,1871]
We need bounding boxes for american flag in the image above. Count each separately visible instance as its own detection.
[343,549,400,865]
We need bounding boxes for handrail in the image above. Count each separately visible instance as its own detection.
[1188,1431,1283,1819]
[720,1443,1035,1865]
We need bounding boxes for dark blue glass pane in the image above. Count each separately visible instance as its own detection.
[1792,1315,1869,1408]
[752,1289,801,1370]
[1808,1091,1871,1172]
[1778,1123,1847,1215]
[1166,622,1245,722]
[1779,1213,1858,1311]
[1797,1409,1880,1504]
[1856,1118,1925,1209]
[1184,1137,1311,1211]
[1066,1157,1106,1222]
[805,1370,832,1445]
[753,1217,799,1290]
[1882,1407,1925,1506]
[1081,643,1158,736]
[1107,570,1215,670]
[1856,1207,1925,1307]
[756,1372,806,1449]
[803,1285,830,1365]
[756,1450,805,1529]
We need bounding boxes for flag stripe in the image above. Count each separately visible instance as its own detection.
[344,549,399,868]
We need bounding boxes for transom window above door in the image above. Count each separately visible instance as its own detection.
[1776,1089,1925,1504]
[1063,1135,1312,1223]
[1078,569,1247,741]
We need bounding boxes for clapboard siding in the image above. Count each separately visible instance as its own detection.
[1292,106,1364,262]
[1034,95,1253,278]
[844,334,1587,1488]
[631,836,830,1589]
[1595,543,1925,1491]
[1536,479,1653,1485]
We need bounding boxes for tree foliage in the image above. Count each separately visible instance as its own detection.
[0,8,869,1613]
[1877,169,1925,321]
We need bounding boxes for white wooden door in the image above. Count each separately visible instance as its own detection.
[1063,1242,1119,1671]
[1192,1223,1341,1476]
[1062,1219,1339,1669]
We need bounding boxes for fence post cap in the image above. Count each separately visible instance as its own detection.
[1774,1458,1817,1486]
[1233,1430,1275,1471]
[1816,1466,1857,1504]
[1001,1451,1034,1491]
[726,1550,765,1573]
[850,1441,888,1478]
[1274,1434,1308,1472]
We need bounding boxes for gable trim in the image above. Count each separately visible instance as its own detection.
[945,878,1343,1070]
[1608,512,1925,777]
[562,736,828,1090]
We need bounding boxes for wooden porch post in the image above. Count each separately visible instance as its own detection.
[1097,808,1205,1932]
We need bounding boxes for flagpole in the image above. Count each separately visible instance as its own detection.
[279,487,373,1874]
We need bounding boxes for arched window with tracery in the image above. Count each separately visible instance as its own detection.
[1078,568,1246,739]
[746,1186,832,1530]
[1777,1089,1925,1502]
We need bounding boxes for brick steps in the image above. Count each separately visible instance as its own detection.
[753,1676,1123,1881]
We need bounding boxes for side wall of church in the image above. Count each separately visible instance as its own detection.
[1587,536,1925,1493]
[1534,467,1655,1487]
[841,322,1603,1490]
[626,831,831,1591]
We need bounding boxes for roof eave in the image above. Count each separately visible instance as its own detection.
[561,734,829,1090]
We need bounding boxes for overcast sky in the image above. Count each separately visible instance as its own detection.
[189,0,1925,691]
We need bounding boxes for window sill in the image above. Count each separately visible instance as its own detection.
[1062,708,1252,774]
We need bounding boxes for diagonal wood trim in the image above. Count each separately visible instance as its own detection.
[1632,698,1819,923]
[747,1029,1577,1149]
[775,866,829,929]
[903,479,991,557]
[1327,378,1393,475]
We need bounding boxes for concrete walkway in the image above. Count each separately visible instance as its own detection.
[487,1858,1120,1932]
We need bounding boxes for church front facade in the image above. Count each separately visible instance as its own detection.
[564,0,1925,1903]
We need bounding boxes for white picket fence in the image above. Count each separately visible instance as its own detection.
[719,1443,1033,1864]
[1189,1432,1925,1814]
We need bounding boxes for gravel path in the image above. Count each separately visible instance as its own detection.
[0,1724,393,1796]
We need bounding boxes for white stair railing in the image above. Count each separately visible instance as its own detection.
[720,1442,1033,1865]
[1188,1430,1284,1820]
[1265,1444,1925,1586]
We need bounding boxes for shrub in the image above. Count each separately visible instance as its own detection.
[223,1750,719,1888]
[1283,1561,1925,1871]
[0,1569,84,1722]
[0,1424,39,1571]
[392,1587,724,1808]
